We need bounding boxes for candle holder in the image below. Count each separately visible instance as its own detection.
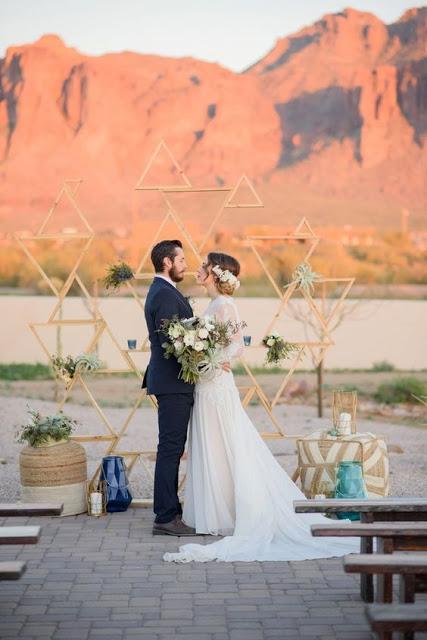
[127,339,137,350]
[243,335,252,347]
[332,390,357,436]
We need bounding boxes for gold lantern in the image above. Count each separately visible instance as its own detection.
[87,480,107,516]
[332,390,357,436]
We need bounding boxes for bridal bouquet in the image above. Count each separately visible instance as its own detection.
[262,334,298,365]
[158,315,245,384]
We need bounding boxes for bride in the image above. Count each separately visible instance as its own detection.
[164,252,358,563]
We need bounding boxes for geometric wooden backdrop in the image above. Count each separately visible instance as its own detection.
[15,141,354,502]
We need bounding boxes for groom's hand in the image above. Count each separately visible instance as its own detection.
[221,362,231,372]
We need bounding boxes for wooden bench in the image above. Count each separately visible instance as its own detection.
[0,503,63,517]
[0,561,26,580]
[295,498,427,602]
[311,522,427,604]
[344,553,427,610]
[366,603,427,640]
[0,526,41,545]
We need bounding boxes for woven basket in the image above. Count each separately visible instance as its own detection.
[20,440,88,515]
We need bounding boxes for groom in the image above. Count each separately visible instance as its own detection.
[143,240,196,536]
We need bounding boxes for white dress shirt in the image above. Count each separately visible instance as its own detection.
[155,274,177,288]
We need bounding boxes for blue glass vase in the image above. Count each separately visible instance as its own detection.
[100,456,132,513]
[335,461,367,521]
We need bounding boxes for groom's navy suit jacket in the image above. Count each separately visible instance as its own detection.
[142,277,195,395]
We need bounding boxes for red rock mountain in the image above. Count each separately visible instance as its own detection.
[0,7,426,233]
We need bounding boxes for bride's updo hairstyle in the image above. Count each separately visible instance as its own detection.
[207,252,241,296]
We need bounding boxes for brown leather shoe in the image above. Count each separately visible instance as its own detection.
[152,516,196,536]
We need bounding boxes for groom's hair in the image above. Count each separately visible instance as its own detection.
[151,239,183,272]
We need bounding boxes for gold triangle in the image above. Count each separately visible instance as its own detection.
[134,208,202,278]
[48,273,98,322]
[320,278,355,328]
[14,234,94,298]
[246,217,321,303]
[302,341,334,368]
[64,178,83,196]
[238,355,287,437]
[37,182,93,237]
[225,174,263,208]
[294,217,317,238]
[135,140,192,190]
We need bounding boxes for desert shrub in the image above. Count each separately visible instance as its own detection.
[374,377,426,404]
[371,360,395,372]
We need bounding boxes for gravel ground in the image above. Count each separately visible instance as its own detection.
[1,396,426,502]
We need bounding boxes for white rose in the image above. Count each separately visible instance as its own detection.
[174,340,184,351]
[184,331,196,347]
[205,322,215,331]
[267,338,275,347]
[194,341,205,352]
[198,328,209,339]
[170,326,181,339]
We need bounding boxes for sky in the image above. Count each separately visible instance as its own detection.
[1,0,426,71]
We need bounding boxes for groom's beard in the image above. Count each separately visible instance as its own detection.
[168,265,185,283]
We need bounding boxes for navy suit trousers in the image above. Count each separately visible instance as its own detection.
[154,392,194,524]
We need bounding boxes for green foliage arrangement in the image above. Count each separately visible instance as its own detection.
[16,408,77,447]
[262,334,299,365]
[103,261,134,291]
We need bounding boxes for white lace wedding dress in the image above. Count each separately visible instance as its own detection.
[164,295,358,562]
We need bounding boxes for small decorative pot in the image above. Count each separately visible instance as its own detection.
[335,461,367,521]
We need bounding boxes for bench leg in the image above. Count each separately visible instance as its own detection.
[398,574,415,640]
[360,536,374,602]
[376,538,393,604]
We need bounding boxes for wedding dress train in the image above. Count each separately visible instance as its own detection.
[164,295,358,562]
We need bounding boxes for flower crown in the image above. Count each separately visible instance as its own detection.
[211,265,240,290]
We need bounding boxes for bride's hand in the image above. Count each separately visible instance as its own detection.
[221,362,231,372]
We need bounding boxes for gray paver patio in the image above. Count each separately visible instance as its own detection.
[0,508,386,640]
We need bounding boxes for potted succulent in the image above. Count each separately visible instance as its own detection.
[17,408,88,516]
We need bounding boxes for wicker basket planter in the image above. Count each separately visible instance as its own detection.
[20,440,88,516]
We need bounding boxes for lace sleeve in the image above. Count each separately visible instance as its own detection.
[214,299,244,360]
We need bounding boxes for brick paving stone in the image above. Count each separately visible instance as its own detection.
[0,508,384,640]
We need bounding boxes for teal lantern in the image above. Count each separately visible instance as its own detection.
[335,461,367,521]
